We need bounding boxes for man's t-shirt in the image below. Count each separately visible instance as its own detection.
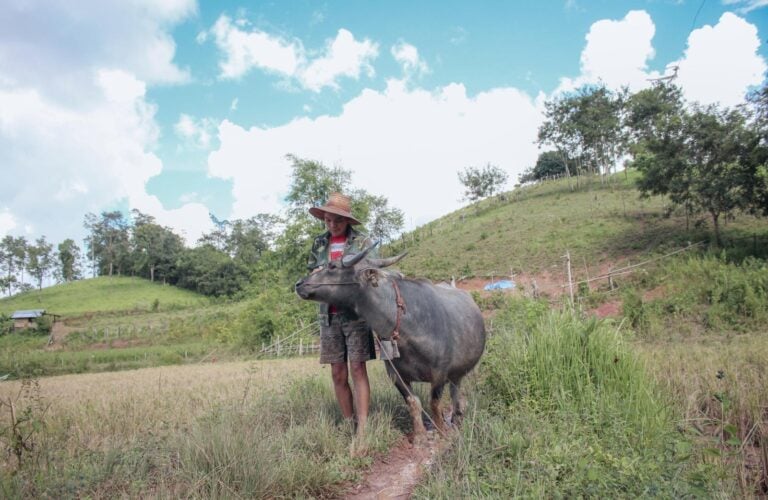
[328,235,346,314]
[329,235,346,261]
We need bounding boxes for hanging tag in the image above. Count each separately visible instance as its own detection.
[379,339,401,360]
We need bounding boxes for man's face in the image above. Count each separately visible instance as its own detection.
[324,214,350,237]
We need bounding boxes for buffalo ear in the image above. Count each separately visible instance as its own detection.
[363,268,380,287]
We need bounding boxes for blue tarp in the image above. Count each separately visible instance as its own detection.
[483,280,516,291]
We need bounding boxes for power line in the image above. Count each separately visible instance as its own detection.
[690,0,707,34]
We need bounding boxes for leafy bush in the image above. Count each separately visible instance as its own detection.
[0,314,12,335]
[234,286,315,351]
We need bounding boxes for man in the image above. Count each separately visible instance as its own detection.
[307,192,377,438]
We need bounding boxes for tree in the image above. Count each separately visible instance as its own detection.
[0,235,27,296]
[227,214,281,268]
[174,245,249,297]
[83,211,130,276]
[26,237,54,290]
[519,151,568,184]
[130,210,184,282]
[352,192,404,244]
[57,239,82,282]
[628,91,754,245]
[538,85,627,185]
[744,83,768,216]
[458,163,509,203]
[284,154,352,221]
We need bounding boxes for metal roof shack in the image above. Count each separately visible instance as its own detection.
[11,309,46,320]
[9,309,60,331]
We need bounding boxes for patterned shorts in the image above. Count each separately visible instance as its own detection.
[319,315,376,364]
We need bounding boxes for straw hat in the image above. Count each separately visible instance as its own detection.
[309,192,361,225]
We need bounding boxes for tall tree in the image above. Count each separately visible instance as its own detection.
[629,94,753,245]
[57,238,82,282]
[26,236,54,290]
[284,154,352,220]
[83,211,130,276]
[350,191,404,244]
[131,210,184,282]
[538,85,626,184]
[0,235,27,295]
[458,163,509,203]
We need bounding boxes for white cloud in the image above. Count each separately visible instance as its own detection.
[391,41,430,79]
[211,15,303,79]
[174,113,217,149]
[0,209,16,235]
[723,0,768,14]
[0,0,194,105]
[554,10,765,109]
[208,79,542,228]
[0,72,214,246]
[300,29,379,91]
[208,17,378,91]
[672,12,767,107]
[556,10,660,93]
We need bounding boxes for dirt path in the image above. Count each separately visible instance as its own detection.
[343,432,445,499]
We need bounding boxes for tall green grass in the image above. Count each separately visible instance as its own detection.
[417,299,714,497]
[622,254,768,339]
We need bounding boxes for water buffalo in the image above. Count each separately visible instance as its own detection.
[295,245,486,438]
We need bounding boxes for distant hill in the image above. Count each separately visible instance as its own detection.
[393,171,767,282]
[0,276,208,317]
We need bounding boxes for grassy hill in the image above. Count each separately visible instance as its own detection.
[0,276,208,317]
[393,171,767,281]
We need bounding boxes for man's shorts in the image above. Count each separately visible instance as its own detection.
[319,315,376,364]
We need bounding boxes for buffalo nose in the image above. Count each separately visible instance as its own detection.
[294,279,304,291]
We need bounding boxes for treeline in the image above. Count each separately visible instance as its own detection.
[0,156,404,298]
[522,82,768,243]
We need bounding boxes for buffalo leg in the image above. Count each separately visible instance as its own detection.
[449,380,466,426]
[430,383,448,433]
[386,366,426,437]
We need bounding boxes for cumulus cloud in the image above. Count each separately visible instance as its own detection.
[391,41,430,79]
[554,10,765,108]
[0,0,194,105]
[211,15,303,79]
[0,70,213,246]
[556,10,660,93]
[672,12,766,107]
[208,16,378,91]
[208,79,542,228]
[0,1,217,246]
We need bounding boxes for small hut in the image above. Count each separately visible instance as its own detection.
[10,309,59,330]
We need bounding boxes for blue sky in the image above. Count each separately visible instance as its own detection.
[1,0,767,248]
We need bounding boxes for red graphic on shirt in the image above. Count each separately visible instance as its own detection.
[328,235,346,314]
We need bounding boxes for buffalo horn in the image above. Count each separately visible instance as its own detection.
[341,241,380,268]
[367,252,407,268]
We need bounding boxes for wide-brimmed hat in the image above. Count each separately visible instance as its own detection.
[309,192,361,225]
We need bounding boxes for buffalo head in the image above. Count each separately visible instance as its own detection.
[294,243,407,308]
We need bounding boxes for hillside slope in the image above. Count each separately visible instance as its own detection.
[393,172,767,286]
[0,276,208,317]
